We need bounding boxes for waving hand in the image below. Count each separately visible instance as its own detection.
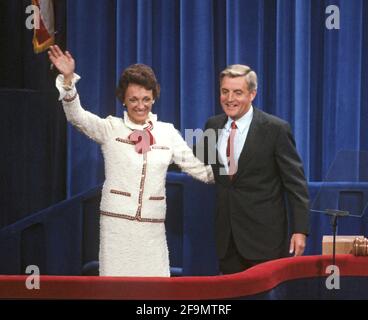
[48,45,75,85]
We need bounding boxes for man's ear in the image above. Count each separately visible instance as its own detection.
[250,90,257,102]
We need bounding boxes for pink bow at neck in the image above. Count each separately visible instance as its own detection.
[128,121,156,154]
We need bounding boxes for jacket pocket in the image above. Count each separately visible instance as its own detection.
[149,196,165,200]
[151,146,170,150]
[110,189,131,197]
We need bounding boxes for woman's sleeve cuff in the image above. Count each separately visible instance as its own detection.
[56,73,81,101]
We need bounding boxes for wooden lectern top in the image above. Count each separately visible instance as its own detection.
[322,235,364,255]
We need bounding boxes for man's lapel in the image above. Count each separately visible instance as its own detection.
[234,108,266,179]
[213,114,230,185]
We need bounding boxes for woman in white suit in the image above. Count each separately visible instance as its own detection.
[48,45,213,277]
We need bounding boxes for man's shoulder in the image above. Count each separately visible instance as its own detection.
[254,108,289,128]
[204,108,290,129]
[205,114,227,128]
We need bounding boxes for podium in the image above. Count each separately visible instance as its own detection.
[310,150,368,259]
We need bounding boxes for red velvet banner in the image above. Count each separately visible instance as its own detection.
[1,255,367,300]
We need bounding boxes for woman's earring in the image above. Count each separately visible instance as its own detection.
[152,100,155,105]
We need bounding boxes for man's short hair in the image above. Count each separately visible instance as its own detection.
[220,64,258,92]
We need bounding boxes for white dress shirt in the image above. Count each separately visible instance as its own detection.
[218,106,254,175]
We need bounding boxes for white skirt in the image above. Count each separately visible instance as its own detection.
[98,215,170,277]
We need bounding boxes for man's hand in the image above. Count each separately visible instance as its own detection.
[48,45,75,85]
[289,233,306,256]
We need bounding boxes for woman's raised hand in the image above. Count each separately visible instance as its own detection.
[48,45,75,85]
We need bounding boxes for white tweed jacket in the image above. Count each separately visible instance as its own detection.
[57,75,214,223]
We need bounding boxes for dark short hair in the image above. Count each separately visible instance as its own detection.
[116,64,160,103]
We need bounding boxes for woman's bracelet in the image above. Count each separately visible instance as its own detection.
[63,91,78,102]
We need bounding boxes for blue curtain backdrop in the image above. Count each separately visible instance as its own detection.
[65,0,368,196]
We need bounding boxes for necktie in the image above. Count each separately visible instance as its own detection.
[226,121,237,178]
[128,121,156,154]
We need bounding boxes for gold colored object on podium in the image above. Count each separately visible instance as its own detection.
[352,237,368,256]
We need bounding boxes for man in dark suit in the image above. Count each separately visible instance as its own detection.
[200,64,309,274]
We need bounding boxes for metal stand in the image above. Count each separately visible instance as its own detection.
[325,209,349,266]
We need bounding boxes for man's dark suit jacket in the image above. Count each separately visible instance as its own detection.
[201,107,310,261]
